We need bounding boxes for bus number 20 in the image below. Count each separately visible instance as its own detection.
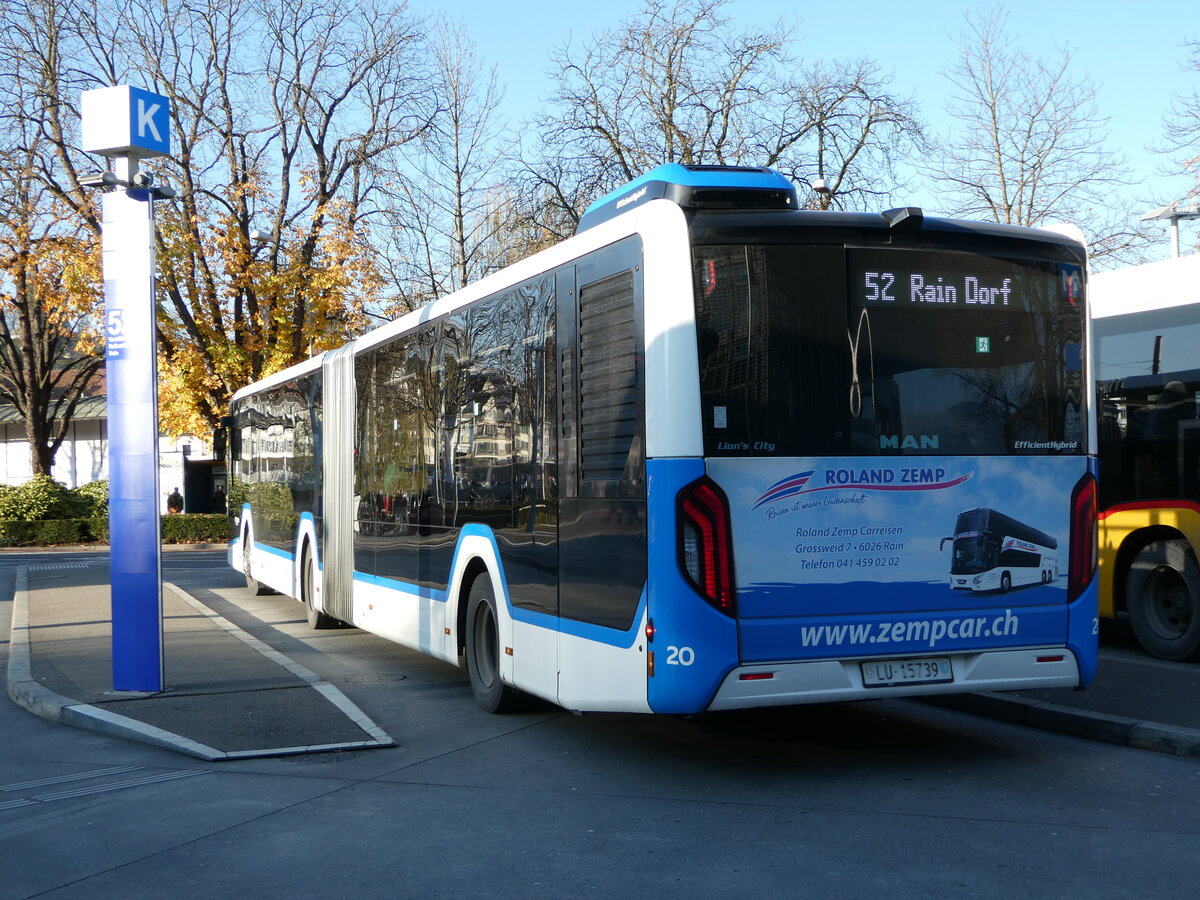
[666,645,695,666]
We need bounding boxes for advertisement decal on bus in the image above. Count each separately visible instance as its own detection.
[711,455,1074,615]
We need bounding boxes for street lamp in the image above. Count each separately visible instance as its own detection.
[810,177,832,210]
[80,167,176,200]
[1142,201,1200,258]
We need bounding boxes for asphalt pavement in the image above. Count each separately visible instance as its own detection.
[5,557,394,761]
[6,553,1200,759]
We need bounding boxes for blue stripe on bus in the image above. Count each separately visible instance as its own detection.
[342,523,644,649]
[352,569,433,598]
[241,508,650,650]
[455,523,644,648]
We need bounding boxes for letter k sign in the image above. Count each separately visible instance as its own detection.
[137,98,162,143]
[81,85,171,158]
[127,86,170,155]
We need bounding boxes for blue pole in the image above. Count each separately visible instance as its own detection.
[104,185,164,692]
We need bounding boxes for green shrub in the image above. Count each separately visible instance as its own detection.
[87,515,108,542]
[0,520,34,545]
[70,480,109,517]
[161,513,236,544]
[0,475,75,521]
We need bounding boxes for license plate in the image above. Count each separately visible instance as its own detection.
[861,656,953,688]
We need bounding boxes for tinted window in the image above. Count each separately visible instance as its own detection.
[448,275,556,527]
[356,326,439,537]
[351,276,558,582]
[232,374,321,542]
[577,269,643,497]
[1095,306,1200,507]
[694,245,1085,457]
[1098,376,1200,507]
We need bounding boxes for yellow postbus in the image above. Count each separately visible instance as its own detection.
[1092,254,1200,659]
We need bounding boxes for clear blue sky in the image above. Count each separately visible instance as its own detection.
[424,0,1198,253]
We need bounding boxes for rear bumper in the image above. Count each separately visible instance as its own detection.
[707,647,1080,710]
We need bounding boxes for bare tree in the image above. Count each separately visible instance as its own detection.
[118,0,435,434]
[6,0,436,438]
[1160,39,1200,205]
[0,0,108,476]
[927,7,1151,263]
[779,58,924,211]
[0,140,105,476]
[515,0,923,237]
[381,18,514,312]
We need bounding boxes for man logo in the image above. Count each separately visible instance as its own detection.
[880,434,940,450]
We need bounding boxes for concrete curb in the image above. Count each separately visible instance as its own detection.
[6,566,395,761]
[6,568,71,725]
[923,692,1200,758]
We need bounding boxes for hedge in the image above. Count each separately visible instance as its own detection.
[0,517,105,546]
[161,514,236,544]
[0,514,234,547]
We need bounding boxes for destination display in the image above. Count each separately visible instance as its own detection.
[850,249,1062,311]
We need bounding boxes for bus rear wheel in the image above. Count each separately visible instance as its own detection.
[465,574,520,713]
[303,552,339,630]
[1127,539,1200,661]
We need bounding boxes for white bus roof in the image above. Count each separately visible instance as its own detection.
[1090,254,1200,319]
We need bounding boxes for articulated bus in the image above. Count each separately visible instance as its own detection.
[228,164,1098,714]
[1092,254,1200,660]
[943,508,1059,593]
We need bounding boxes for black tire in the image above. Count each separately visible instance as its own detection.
[1000,572,1011,593]
[465,574,520,713]
[1127,539,1200,661]
[243,538,272,596]
[303,552,339,629]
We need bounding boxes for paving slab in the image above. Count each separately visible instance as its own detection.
[6,563,394,760]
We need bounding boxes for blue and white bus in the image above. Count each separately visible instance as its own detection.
[227,164,1099,713]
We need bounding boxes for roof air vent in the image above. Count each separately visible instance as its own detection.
[881,207,924,231]
[577,164,799,233]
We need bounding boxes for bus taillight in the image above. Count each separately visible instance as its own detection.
[1068,473,1098,601]
[678,477,736,614]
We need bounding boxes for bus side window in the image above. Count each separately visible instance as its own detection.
[577,269,643,500]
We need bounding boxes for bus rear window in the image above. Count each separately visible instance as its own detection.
[693,245,1085,457]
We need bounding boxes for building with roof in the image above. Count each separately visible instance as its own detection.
[0,397,217,513]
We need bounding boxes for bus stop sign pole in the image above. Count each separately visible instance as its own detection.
[82,86,173,693]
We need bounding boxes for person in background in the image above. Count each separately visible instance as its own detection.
[167,486,183,514]
[211,484,227,515]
